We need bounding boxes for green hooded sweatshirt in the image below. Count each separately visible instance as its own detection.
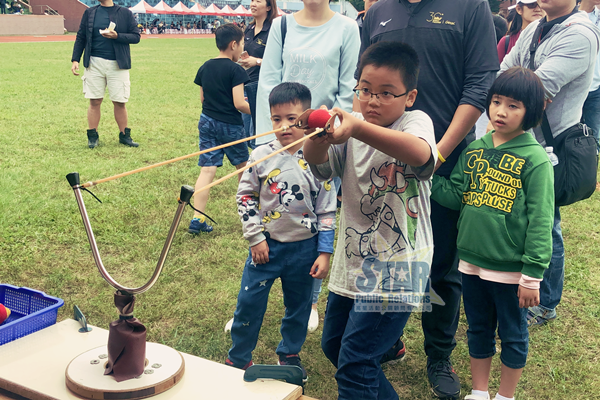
[431,131,554,279]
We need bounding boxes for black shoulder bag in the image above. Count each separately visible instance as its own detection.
[528,25,598,207]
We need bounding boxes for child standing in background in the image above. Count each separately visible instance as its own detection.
[189,23,251,234]
[431,67,554,400]
[226,82,336,382]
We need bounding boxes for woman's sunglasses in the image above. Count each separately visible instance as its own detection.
[520,2,541,9]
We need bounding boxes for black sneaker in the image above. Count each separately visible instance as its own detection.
[119,127,139,147]
[380,338,406,365]
[278,354,308,383]
[427,357,460,399]
[87,128,99,149]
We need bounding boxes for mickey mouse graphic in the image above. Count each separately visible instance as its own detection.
[301,213,317,233]
[238,193,259,222]
[265,169,304,210]
[261,169,305,224]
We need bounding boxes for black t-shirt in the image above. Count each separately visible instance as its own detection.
[360,0,499,175]
[91,5,117,61]
[194,58,249,125]
[243,21,271,82]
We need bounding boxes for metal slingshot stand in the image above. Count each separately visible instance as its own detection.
[64,172,191,399]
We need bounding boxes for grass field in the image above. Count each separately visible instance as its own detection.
[0,38,599,399]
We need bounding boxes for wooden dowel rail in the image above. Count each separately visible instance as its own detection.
[195,129,324,196]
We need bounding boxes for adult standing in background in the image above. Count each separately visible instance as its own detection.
[580,0,600,154]
[500,0,600,327]
[359,1,499,398]
[254,0,360,145]
[71,0,141,148]
[497,0,545,63]
[0,0,6,15]
[239,0,278,149]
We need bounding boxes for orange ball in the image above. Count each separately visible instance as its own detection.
[0,304,11,324]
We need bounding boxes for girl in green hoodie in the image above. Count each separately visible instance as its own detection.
[431,67,554,400]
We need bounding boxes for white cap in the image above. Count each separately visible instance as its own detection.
[509,0,539,9]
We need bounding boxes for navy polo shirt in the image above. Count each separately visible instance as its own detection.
[244,21,271,83]
[359,0,499,175]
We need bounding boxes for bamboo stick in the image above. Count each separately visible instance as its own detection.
[194,129,324,196]
[81,126,288,188]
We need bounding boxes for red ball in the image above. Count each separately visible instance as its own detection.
[0,304,10,325]
[307,109,331,129]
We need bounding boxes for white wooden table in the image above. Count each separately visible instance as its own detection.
[0,319,311,400]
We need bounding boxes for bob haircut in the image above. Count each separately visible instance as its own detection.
[486,67,546,131]
[357,41,420,91]
[215,23,244,51]
[269,82,312,111]
[251,0,279,27]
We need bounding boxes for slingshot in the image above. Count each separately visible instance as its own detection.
[64,108,332,398]
[81,108,334,189]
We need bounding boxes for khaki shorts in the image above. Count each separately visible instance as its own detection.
[82,56,130,103]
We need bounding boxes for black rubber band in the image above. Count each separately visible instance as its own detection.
[81,187,103,204]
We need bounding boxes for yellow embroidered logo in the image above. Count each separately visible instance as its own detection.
[426,12,456,26]
[427,12,443,24]
[257,38,266,46]
[461,150,524,213]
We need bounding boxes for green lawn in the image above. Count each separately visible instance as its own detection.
[0,38,599,400]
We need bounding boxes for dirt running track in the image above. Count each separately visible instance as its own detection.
[0,34,214,43]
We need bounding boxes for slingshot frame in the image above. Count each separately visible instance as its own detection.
[66,172,194,295]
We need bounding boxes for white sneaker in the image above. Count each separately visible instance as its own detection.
[307,308,318,333]
[224,317,234,333]
[464,395,489,400]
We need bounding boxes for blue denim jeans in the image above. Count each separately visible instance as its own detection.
[537,207,564,314]
[227,237,317,367]
[321,292,412,400]
[582,86,600,152]
[462,273,529,369]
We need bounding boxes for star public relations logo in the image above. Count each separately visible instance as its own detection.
[352,257,443,313]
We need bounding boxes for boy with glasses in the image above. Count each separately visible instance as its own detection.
[304,41,437,400]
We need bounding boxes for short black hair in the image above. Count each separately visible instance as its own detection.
[269,82,312,111]
[357,41,419,91]
[215,23,243,51]
[486,67,546,131]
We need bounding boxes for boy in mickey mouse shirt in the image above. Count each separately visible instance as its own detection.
[226,82,336,381]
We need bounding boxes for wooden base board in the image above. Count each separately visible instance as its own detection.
[65,344,184,399]
[0,320,305,400]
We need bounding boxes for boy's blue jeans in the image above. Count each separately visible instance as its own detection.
[228,237,317,367]
[321,292,412,400]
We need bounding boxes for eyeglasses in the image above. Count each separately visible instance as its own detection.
[353,87,409,104]
[520,2,541,9]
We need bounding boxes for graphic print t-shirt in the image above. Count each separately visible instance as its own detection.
[194,58,249,125]
[310,111,437,305]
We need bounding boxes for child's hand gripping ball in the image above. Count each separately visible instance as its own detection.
[0,304,11,324]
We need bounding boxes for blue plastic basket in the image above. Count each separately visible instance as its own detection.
[0,284,64,346]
